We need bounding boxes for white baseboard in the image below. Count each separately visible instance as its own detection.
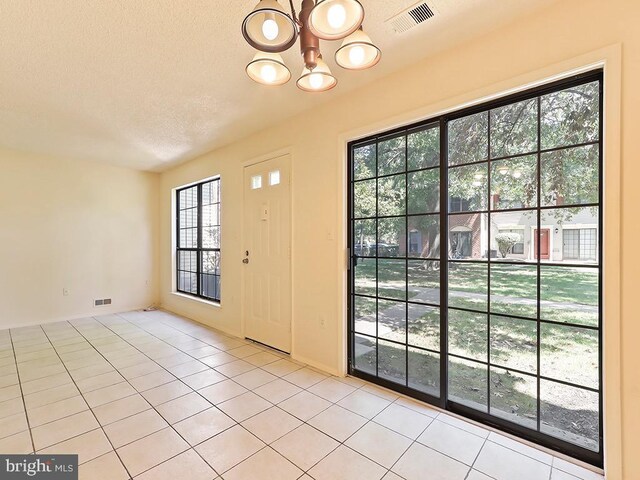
[158,303,242,339]
[290,353,341,377]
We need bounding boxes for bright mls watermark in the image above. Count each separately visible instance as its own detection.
[0,455,77,480]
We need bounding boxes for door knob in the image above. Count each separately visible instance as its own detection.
[242,258,249,264]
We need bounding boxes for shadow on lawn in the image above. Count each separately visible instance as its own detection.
[353,338,599,452]
[376,307,597,359]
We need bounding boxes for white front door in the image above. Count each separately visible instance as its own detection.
[242,155,292,352]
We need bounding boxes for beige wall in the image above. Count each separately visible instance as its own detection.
[159,0,638,476]
[0,149,160,327]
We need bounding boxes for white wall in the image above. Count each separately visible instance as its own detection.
[158,0,639,476]
[0,148,160,328]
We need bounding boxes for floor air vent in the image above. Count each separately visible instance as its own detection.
[387,2,436,34]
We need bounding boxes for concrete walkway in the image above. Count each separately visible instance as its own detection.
[355,284,597,339]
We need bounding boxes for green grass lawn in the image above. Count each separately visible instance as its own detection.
[354,259,598,326]
[352,258,600,451]
[354,337,599,451]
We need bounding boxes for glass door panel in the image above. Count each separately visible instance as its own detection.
[348,72,603,467]
[350,125,442,400]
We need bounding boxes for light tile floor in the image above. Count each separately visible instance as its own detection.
[0,310,604,480]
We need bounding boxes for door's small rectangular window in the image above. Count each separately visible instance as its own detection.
[251,175,262,189]
[269,170,281,186]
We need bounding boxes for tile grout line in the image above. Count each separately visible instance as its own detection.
[7,329,36,454]
[53,349,203,478]
[113,311,474,479]
[128,315,376,478]
[109,312,349,477]
[4,311,599,480]
[116,311,241,355]
[362,381,566,475]
[301,388,505,478]
[36,323,135,480]
[199,382,404,477]
[87,313,250,478]
[101,313,327,477]
[118,313,275,367]
[63,321,212,477]
[372,400,438,480]
[139,310,249,351]
[17,353,475,480]
[468,435,490,478]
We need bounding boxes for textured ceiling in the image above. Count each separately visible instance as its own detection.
[0,0,557,171]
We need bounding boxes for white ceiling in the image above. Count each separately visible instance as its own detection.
[0,0,557,171]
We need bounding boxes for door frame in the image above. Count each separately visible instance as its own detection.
[240,149,294,353]
[338,48,622,477]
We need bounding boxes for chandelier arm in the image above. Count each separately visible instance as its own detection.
[288,0,300,26]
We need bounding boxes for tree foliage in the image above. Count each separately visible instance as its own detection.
[353,81,600,257]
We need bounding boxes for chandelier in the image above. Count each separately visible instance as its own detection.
[242,0,381,92]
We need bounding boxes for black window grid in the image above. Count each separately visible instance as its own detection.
[347,71,603,467]
[176,179,221,302]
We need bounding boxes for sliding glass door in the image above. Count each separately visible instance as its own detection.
[350,122,443,400]
[347,71,603,467]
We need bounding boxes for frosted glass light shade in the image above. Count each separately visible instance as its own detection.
[242,0,298,53]
[246,52,291,86]
[308,0,365,40]
[296,57,337,92]
[335,28,381,70]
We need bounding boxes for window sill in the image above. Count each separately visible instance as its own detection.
[171,292,221,308]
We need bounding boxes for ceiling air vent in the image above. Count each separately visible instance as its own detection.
[387,2,436,34]
[409,3,435,23]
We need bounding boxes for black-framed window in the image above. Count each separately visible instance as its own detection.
[563,228,597,261]
[176,178,221,302]
[449,197,471,212]
[348,71,603,467]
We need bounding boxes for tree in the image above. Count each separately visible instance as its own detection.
[495,232,522,258]
[352,80,600,256]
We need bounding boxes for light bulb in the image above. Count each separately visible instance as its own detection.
[499,166,509,175]
[513,170,522,179]
[327,4,347,29]
[473,181,482,187]
[262,18,279,41]
[348,45,365,66]
[309,73,324,90]
[260,64,277,83]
